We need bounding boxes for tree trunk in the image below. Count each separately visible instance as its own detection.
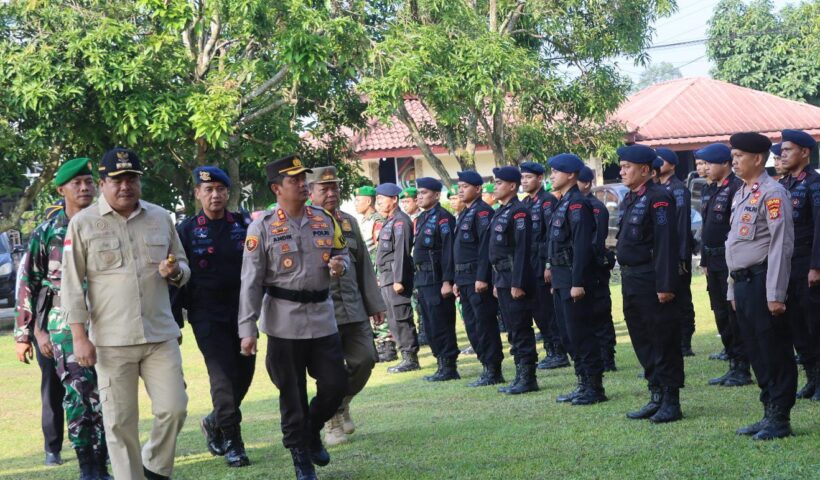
[226,154,241,211]
[396,101,453,187]
[0,145,63,233]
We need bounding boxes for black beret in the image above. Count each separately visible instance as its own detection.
[729,132,772,154]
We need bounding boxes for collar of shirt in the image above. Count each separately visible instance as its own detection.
[98,194,146,220]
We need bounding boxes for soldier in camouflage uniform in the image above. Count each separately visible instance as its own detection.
[15,158,110,480]
[355,185,395,361]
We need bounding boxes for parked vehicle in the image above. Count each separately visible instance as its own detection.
[591,183,702,254]
[0,232,22,306]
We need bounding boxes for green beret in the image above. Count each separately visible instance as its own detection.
[482,183,494,193]
[399,187,417,199]
[53,157,93,186]
[355,185,377,197]
[448,185,459,197]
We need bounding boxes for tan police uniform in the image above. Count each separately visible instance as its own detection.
[237,155,350,454]
[61,149,189,480]
[726,169,798,419]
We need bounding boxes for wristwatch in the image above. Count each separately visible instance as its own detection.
[169,269,183,283]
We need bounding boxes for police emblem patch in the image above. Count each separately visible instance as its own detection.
[245,236,259,252]
[282,257,294,269]
[766,198,781,219]
[322,252,330,262]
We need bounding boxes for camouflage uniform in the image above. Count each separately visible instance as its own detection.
[16,210,105,450]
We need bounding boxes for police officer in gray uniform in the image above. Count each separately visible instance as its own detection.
[375,183,420,373]
[238,155,349,480]
[725,132,797,441]
[307,166,384,446]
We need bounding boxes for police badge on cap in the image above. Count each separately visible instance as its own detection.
[99,148,143,178]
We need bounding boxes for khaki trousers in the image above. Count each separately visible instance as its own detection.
[96,339,188,479]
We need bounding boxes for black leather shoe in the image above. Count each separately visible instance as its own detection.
[572,375,608,406]
[556,375,583,403]
[143,467,171,480]
[44,451,62,466]
[200,413,226,456]
[290,448,317,480]
[626,386,662,419]
[309,433,330,467]
[736,403,770,436]
[222,424,251,467]
[649,387,682,423]
[752,405,793,440]
[506,363,538,395]
[387,351,420,373]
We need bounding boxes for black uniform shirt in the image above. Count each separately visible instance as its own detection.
[478,197,532,290]
[779,166,820,268]
[662,175,692,262]
[412,203,455,286]
[174,210,249,322]
[701,174,742,271]
[548,186,595,289]
[453,199,494,286]
[523,189,558,284]
[616,181,678,294]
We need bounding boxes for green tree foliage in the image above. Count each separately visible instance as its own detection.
[359,0,677,183]
[0,0,371,223]
[632,61,683,92]
[707,0,820,106]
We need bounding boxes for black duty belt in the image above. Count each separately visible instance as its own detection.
[415,263,434,272]
[265,286,329,304]
[492,258,512,273]
[729,262,767,282]
[619,263,652,275]
[702,245,725,256]
[455,262,477,273]
[551,248,573,267]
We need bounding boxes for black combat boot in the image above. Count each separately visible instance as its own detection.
[379,341,398,363]
[537,344,554,370]
[467,364,490,387]
[93,443,113,480]
[375,342,386,363]
[736,403,771,436]
[222,424,251,467]
[498,362,522,393]
[649,387,683,423]
[811,364,820,401]
[424,357,444,381]
[544,343,571,369]
[430,357,460,381]
[143,466,170,480]
[484,362,505,385]
[387,351,420,373]
[681,345,695,357]
[506,363,539,395]
[626,385,663,420]
[722,360,753,387]
[709,349,728,361]
[75,447,95,480]
[602,348,617,372]
[556,375,584,403]
[796,363,816,399]
[309,431,330,467]
[752,404,793,440]
[200,413,226,456]
[290,448,317,480]
[573,375,608,406]
[708,359,735,386]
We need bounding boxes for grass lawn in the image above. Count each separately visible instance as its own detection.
[1,274,818,479]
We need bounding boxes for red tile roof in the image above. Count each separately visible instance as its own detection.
[351,78,820,157]
[614,77,820,149]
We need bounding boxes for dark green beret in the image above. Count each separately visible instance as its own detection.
[355,185,377,197]
[399,187,418,199]
[53,157,93,186]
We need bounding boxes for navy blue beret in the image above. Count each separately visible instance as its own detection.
[617,144,657,164]
[375,183,402,197]
[770,143,782,157]
[457,170,483,186]
[656,147,678,166]
[493,166,521,183]
[695,143,732,164]
[652,157,664,170]
[415,177,443,191]
[730,132,771,154]
[781,129,816,150]
[578,166,594,183]
[194,166,231,187]
[547,153,584,174]
[520,161,546,175]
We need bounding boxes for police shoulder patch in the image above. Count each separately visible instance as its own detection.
[245,235,260,252]
[765,197,781,220]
